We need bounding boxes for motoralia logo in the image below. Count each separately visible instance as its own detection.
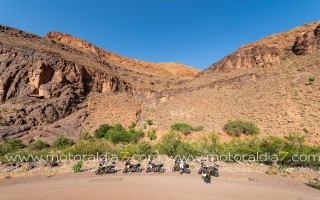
[3,152,320,164]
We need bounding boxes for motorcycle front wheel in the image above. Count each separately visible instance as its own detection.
[159,167,164,173]
[95,169,102,175]
[212,171,219,177]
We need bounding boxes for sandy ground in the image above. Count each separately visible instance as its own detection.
[1,170,319,200]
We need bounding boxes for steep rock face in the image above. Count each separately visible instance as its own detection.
[198,22,320,77]
[206,45,280,73]
[0,28,139,140]
[292,25,320,55]
[46,32,200,79]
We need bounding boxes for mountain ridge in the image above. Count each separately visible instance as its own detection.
[0,21,319,144]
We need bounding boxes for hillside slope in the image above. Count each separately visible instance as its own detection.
[148,22,320,144]
[0,22,319,144]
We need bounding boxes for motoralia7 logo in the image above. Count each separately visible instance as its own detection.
[279,151,289,162]
[3,151,320,165]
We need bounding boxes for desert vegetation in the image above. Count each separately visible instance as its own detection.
[223,120,260,136]
[1,123,319,169]
[94,124,143,144]
[171,123,204,135]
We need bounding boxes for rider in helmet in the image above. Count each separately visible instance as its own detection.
[125,158,133,169]
[179,159,185,169]
[202,170,211,184]
[99,157,106,167]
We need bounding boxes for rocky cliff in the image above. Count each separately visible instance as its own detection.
[0,22,320,144]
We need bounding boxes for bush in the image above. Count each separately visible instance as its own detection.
[28,140,49,151]
[147,129,157,140]
[123,144,137,157]
[309,77,316,83]
[260,136,285,155]
[223,120,260,136]
[94,124,111,138]
[176,141,200,157]
[157,131,182,156]
[81,132,94,142]
[191,125,204,132]
[62,140,112,156]
[129,122,137,129]
[171,123,193,134]
[105,124,142,144]
[146,119,153,126]
[52,136,74,149]
[73,161,83,172]
[196,133,224,155]
[284,132,305,149]
[136,141,155,155]
[0,139,25,156]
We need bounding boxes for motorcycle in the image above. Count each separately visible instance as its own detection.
[123,160,143,173]
[95,162,117,175]
[198,162,219,177]
[172,160,191,174]
[146,161,164,173]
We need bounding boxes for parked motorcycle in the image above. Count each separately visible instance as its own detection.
[123,159,143,173]
[172,159,191,174]
[198,162,219,177]
[146,161,164,173]
[95,161,117,175]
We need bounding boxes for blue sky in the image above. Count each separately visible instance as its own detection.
[1,0,320,70]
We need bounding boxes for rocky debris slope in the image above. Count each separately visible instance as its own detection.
[0,25,162,141]
[147,23,320,144]
[0,22,320,144]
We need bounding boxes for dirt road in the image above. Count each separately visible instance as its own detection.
[1,171,320,200]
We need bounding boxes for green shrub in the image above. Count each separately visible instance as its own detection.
[28,140,49,151]
[223,120,260,136]
[171,123,193,134]
[81,132,94,142]
[226,137,261,160]
[136,141,155,155]
[309,77,316,83]
[157,131,182,156]
[196,133,224,155]
[123,144,137,157]
[129,122,137,129]
[62,140,111,156]
[284,132,305,149]
[73,161,83,172]
[147,129,157,140]
[105,124,142,144]
[146,119,153,126]
[260,136,285,155]
[52,136,74,149]
[127,128,143,143]
[0,139,25,156]
[191,125,204,132]
[94,124,111,138]
[176,141,200,157]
